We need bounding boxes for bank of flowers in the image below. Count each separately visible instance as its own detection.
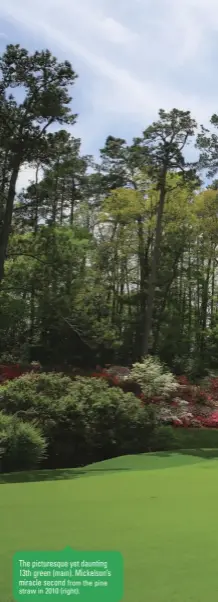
[1,360,218,430]
[0,362,40,382]
[91,367,218,429]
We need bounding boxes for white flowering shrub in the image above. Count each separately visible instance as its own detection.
[130,355,178,400]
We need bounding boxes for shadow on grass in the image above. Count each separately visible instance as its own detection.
[179,448,218,460]
[1,448,218,485]
[0,467,130,485]
[156,449,218,460]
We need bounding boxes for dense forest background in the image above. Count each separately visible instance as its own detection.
[1,43,218,377]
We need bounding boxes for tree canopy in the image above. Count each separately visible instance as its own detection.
[1,42,218,377]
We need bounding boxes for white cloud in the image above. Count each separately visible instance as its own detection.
[63,3,137,45]
[1,0,218,153]
[162,0,218,64]
[101,17,137,44]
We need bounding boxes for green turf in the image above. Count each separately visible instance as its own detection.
[2,450,218,601]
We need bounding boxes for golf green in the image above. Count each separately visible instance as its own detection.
[1,451,218,602]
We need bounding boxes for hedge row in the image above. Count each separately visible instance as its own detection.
[0,373,157,471]
[1,372,218,473]
[152,426,218,451]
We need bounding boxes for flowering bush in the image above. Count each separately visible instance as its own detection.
[4,360,218,432]
[194,388,211,405]
[130,356,178,400]
[0,362,41,383]
[209,378,218,401]
[91,366,141,396]
[90,365,218,428]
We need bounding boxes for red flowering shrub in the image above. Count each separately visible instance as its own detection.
[210,411,218,421]
[3,361,218,432]
[91,366,142,396]
[201,411,218,428]
[79,366,218,430]
[172,418,183,427]
[0,363,40,384]
[209,378,218,401]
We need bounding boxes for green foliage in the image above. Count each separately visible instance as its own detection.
[0,373,157,468]
[0,372,75,415]
[163,427,218,450]
[1,41,218,388]
[130,355,178,399]
[0,412,46,472]
[150,425,180,451]
[140,108,197,178]
[148,426,218,452]
[61,376,157,456]
[0,44,77,145]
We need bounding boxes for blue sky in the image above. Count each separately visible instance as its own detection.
[0,0,218,189]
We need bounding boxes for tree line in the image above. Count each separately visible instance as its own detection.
[1,43,218,376]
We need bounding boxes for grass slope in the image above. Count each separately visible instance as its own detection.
[1,451,218,601]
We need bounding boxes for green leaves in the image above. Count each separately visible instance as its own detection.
[196,114,218,177]
[1,40,218,372]
[139,108,197,179]
[0,45,77,159]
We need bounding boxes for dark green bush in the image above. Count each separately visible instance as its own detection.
[52,378,157,465]
[151,426,218,451]
[150,425,180,451]
[0,411,47,472]
[0,374,157,468]
[171,427,218,449]
[38,377,157,467]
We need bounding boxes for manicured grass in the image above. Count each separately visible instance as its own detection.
[2,450,218,601]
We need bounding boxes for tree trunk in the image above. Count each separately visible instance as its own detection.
[29,164,40,343]
[137,216,148,350]
[70,177,76,225]
[52,172,59,225]
[211,253,215,328]
[142,169,167,356]
[200,252,212,360]
[188,242,192,353]
[60,181,65,224]
[0,161,20,284]
[153,248,182,351]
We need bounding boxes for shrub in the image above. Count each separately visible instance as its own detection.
[0,411,47,472]
[140,426,218,451]
[170,427,218,449]
[130,356,178,400]
[0,374,157,468]
[47,377,157,467]
[0,372,75,416]
[191,387,209,405]
[209,378,218,401]
[91,367,142,397]
[0,413,11,465]
[150,426,180,451]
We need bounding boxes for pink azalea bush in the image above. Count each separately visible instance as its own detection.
[91,361,218,429]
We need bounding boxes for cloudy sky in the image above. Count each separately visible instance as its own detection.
[0,0,218,188]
